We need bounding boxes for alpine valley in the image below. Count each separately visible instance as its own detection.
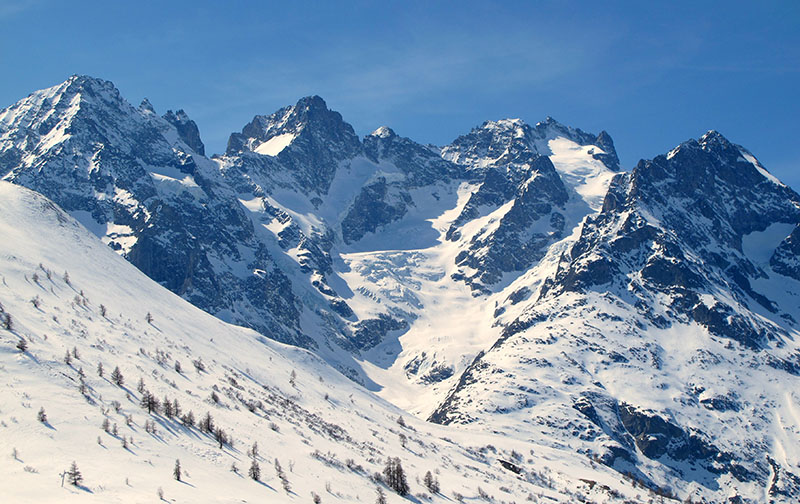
[1,75,798,503]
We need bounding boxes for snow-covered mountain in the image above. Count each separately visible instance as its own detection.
[2,75,799,502]
[429,131,800,500]
[1,181,649,502]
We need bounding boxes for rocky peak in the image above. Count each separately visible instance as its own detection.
[442,118,533,168]
[163,109,205,155]
[531,116,621,171]
[362,125,459,188]
[225,95,361,158]
[369,125,396,139]
[139,98,156,115]
[546,130,800,347]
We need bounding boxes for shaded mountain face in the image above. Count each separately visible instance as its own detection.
[0,75,306,347]
[3,75,799,502]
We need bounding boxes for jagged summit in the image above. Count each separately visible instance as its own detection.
[138,97,156,115]
[225,94,360,158]
[442,115,621,173]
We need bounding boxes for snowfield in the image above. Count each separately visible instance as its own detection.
[0,181,645,502]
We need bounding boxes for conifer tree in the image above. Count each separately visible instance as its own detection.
[140,390,160,414]
[163,396,174,418]
[424,470,440,493]
[67,461,83,486]
[174,459,181,481]
[248,459,261,481]
[111,366,124,386]
[382,457,409,496]
[375,487,387,504]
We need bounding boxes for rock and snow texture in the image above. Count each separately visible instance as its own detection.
[428,130,800,501]
[0,181,645,502]
[2,75,800,502]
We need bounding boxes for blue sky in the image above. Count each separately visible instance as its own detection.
[2,1,798,187]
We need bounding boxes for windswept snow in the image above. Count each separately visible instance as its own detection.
[254,133,296,156]
[742,222,795,266]
[547,137,617,211]
[740,150,783,186]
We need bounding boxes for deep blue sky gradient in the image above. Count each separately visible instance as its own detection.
[2,1,798,187]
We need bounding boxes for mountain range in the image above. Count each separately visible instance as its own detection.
[1,74,798,502]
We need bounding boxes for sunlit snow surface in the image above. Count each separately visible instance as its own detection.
[0,181,648,503]
[254,133,296,156]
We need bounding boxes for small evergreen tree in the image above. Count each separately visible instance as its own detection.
[163,396,174,418]
[140,390,160,414]
[275,458,290,492]
[215,427,229,449]
[382,457,409,496]
[376,486,387,504]
[146,312,153,324]
[248,441,259,460]
[173,459,181,481]
[2,313,11,330]
[424,470,440,493]
[172,399,181,418]
[97,362,104,377]
[67,461,83,486]
[111,366,124,386]
[37,407,47,423]
[64,350,72,366]
[16,338,27,352]
[137,377,146,394]
[181,410,195,428]
[99,304,107,317]
[248,459,261,481]
[199,412,214,433]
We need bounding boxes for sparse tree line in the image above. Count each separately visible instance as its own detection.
[10,266,458,503]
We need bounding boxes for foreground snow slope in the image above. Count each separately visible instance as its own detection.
[0,181,647,503]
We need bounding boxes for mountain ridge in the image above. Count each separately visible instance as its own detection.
[2,74,799,502]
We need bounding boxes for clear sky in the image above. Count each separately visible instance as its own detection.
[2,1,798,188]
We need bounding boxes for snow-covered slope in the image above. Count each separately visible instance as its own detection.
[0,181,648,503]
